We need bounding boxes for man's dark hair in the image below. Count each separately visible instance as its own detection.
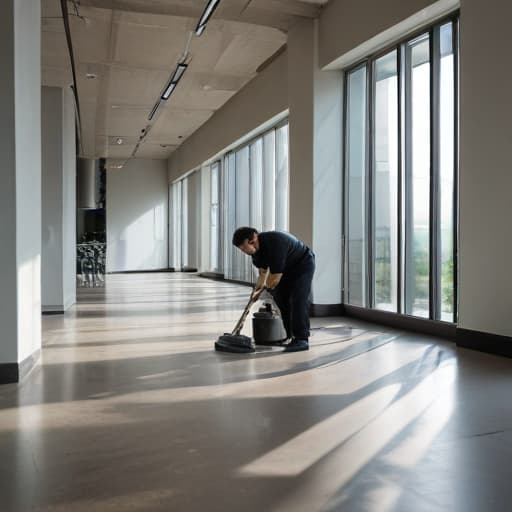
[232,227,258,247]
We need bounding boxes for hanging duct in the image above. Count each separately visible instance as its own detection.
[77,158,100,209]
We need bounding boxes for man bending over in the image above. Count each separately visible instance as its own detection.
[232,227,315,352]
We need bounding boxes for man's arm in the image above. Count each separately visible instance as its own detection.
[255,267,282,290]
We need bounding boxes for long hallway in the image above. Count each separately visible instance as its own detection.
[1,274,511,512]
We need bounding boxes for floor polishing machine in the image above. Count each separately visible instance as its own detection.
[214,287,285,353]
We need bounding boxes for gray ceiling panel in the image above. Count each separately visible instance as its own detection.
[41,0,326,163]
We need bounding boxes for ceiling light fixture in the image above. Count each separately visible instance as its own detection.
[148,100,160,121]
[116,137,123,145]
[161,63,188,100]
[195,0,221,36]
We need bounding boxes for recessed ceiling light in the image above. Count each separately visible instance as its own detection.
[202,84,213,91]
[116,138,123,145]
[86,73,97,80]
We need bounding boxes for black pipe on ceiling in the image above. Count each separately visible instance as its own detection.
[60,0,83,153]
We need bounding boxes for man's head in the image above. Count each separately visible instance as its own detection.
[232,227,259,255]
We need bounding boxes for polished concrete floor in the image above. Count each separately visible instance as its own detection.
[1,273,512,512]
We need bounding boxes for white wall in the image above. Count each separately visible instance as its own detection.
[319,0,458,69]
[0,0,42,365]
[0,0,19,363]
[15,0,42,363]
[107,159,169,272]
[287,19,343,305]
[458,0,512,337]
[287,19,315,248]
[42,87,63,309]
[312,21,343,305]
[62,87,77,310]
[41,86,76,312]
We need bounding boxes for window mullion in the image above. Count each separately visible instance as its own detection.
[452,18,460,324]
[403,43,413,314]
[397,45,404,314]
[367,61,374,309]
[342,71,348,305]
[431,27,441,320]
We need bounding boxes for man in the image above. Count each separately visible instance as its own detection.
[232,227,315,352]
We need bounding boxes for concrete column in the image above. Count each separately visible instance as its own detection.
[458,0,512,337]
[288,19,343,307]
[0,0,42,383]
[41,86,77,313]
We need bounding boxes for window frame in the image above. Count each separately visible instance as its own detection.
[342,12,459,323]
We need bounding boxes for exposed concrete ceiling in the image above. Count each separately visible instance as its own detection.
[41,0,327,163]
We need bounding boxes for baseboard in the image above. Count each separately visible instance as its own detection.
[456,328,512,358]
[311,303,345,317]
[199,272,225,280]
[0,349,40,385]
[108,268,175,274]
[343,305,457,340]
[42,297,76,315]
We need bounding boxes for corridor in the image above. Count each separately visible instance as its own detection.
[1,273,511,512]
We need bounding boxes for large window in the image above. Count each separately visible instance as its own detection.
[373,50,398,312]
[170,171,200,271]
[346,65,368,307]
[344,17,458,322]
[173,122,289,281]
[222,122,289,282]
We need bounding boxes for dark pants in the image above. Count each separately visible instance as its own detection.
[272,254,315,341]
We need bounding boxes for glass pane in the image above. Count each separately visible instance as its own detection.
[439,22,455,321]
[235,147,250,281]
[211,163,219,203]
[262,131,276,231]
[211,204,218,270]
[181,177,188,267]
[405,35,430,317]
[346,66,367,306]
[171,181,182,270]
[275,124,289,230]
[210,162,220,272]
[373,51,398,312]
[250,138,263,231]
[223,154,236,280]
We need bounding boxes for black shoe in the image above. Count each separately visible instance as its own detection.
[284,339,309,352]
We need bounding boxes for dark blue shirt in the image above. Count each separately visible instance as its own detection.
[251,231,311,274]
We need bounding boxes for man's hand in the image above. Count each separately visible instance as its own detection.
[266,273,282,290]
[256,267,282,290]
[255,268,269,292]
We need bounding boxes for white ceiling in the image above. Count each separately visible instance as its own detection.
[41,0,328,162]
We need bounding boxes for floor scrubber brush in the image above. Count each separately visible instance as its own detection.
[214,287,265,353]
